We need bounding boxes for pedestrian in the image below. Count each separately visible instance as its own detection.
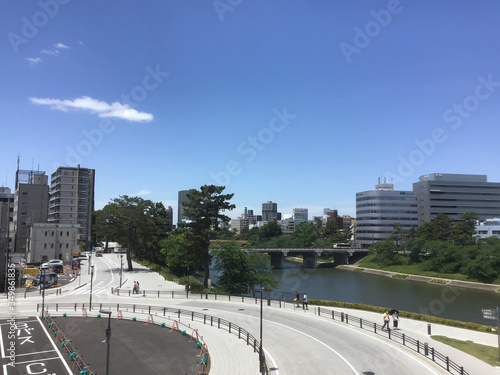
[382,311,390,330]
[392,311,399,330]
[133,281,137,294]
[294,292,300,307]
[303,292,308,310]
[136,281,140,293]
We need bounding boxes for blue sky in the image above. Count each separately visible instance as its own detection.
[2,1,500,222]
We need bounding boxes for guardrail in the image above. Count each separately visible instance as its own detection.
[41,315,94,374]
[38,302,267,374]
[316,307,469,375]
[108,288,472,374]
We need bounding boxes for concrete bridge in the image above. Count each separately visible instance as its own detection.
[248,248,368,268]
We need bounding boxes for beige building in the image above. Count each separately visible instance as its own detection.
[48,166,95,251]
[27,223,80,264]
[13,170,49,255]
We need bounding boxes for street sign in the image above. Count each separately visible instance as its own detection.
[483,315,497,320]
[24,268,38,275]
[482,309,499,320]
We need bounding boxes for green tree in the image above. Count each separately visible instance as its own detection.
[417,213,454,241]
[94,196,170,271]
[293,222,318,247]
[181,185,235,287]
[370,240,403,266]
[389,223,404,249]
[424,240,464,273]
[160,231,202,276]
[322,221,338,239]
[451,212,479,247]
[258,222,282,242]
[212,241,277,294]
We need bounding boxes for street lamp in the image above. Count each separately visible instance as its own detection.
[99,309,112,375]
[89,265,94,310]
[254,289,265,374]
[119,254,123,288]
[40,267,45,318]
[186,265,190,297]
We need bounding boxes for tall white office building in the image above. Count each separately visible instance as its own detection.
[356,182,418,248]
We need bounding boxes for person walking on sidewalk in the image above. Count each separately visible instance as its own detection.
[392,311,399,330]
[136,281,140,294]
[294,292,300,307]
[382,311,390,330]
[133,281,137,294]
[303,292,308,310]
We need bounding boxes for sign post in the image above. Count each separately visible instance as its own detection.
[482,308,500,362]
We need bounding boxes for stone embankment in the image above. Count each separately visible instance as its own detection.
[337,264,500,292]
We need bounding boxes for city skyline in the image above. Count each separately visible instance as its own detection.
[2,2,500,221]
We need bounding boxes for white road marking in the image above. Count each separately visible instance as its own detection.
[36,316,74,374]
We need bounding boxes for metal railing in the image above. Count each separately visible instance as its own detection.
[108,288,471,374]
[317,307,469,375]
[38,302,267,374]
[41,315,94,374]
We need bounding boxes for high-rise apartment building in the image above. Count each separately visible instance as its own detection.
[262,201,280,222]
[13,169,49,254]
[413,173,500,225]
[356,182,418,248]
[48,166,95,251]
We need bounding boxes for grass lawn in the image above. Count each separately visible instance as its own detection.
[432,335,500,367]
[358,254,471,281]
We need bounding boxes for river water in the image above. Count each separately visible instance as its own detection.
[269,262,500,325]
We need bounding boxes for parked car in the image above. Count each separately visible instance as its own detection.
[41,259,63,269]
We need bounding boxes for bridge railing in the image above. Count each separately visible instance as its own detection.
[317,307,469,375]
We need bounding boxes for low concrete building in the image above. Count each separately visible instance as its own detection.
[476,218,500,240]
[27,223,80,265]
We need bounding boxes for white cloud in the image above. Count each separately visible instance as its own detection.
[26,57,42,65]
[29,96,154,123]
[40,49,60,55]
[55,42,69,49]
[134,189,152,196]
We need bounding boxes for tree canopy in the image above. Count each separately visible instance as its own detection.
[211,240,277,294]
[180,185,235,287]
[93,195,171,271]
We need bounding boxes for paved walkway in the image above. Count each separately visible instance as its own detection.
[4,254,500,374]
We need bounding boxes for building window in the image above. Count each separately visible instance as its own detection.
[67,231,69,236]
[66,243,69,248]
[51,231,54,236]
[51,243,54,249]
[44,243,47,249]
[22,191,28,196]
[60,231,63,236]
[59,243,62,248]
[45,231,48,236]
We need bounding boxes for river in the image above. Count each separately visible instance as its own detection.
[268,262,500,325]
